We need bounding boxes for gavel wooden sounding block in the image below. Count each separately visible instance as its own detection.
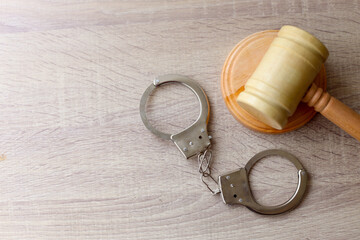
[222,25,360,141]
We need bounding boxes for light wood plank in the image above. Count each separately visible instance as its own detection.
[0,0,359,239]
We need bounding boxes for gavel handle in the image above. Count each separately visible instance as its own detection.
[302,84,360,141]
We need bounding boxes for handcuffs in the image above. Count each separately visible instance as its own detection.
[140,74,308,215]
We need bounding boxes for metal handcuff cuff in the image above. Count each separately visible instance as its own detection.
[140,74,308,215]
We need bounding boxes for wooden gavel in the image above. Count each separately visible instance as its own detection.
[237,26,360,141]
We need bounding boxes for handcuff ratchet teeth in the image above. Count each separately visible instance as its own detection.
[140,75,308,215]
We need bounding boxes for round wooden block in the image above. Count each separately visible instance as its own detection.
[221,30,327,134]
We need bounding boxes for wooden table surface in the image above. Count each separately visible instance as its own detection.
[1,1,360,239]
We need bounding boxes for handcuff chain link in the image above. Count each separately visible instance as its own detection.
[197,146,221,195]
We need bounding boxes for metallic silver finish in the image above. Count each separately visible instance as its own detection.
[140,74,211,159]
[197,147,220,194]
[219,149,307,215]
[140,76,307,213]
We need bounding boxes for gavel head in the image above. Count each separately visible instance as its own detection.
[236,26,329,130]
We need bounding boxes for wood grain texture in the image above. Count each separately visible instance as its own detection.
[303,83,360,141]
[236,25,329,130]
[0,0,359,239]
[221,29,328,133]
